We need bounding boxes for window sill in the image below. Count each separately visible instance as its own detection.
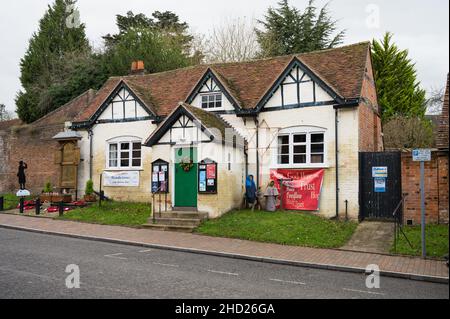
[272,164,330,169]
[104,168,144,172]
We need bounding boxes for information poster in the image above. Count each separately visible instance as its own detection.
[374,178,386,193]
[199,171,206,192]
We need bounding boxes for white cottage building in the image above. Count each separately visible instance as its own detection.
[69,42,383,224]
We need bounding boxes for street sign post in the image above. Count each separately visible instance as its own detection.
[412,149,431,258]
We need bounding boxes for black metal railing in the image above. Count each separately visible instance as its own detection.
[152,187,168,224]
[393,194,415,253]
[0,195,34,214]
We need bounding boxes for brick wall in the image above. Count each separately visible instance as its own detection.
[0,90,93,195]
[358,50,383,152]
[402,151,449,225]
[0,123,64,194]
[436,74,449,150]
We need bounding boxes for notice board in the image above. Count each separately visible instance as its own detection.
[152,159,169,193]
[198,159,217,194]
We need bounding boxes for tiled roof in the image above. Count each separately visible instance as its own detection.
[74,42,371,123]
[33,89,96,126]
[183,103,233,139]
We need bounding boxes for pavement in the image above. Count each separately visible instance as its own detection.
[0,213,448,284]
[0,228,448,299]
[342,221,394,254]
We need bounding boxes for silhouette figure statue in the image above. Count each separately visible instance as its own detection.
[17,161,28,190]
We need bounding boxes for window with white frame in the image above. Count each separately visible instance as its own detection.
[108,141,142,168]
[201,93,222,109]
[276,129,325,166]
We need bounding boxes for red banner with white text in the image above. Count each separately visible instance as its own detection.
[270,169,325,211]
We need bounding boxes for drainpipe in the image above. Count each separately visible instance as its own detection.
[335,108,339,219]
[254,116,260,189]
[333,99,359,220]
[244,141,249,178]
[88,129,93,180]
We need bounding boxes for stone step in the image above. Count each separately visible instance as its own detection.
[154,217,202,227]
[142,223,196,233]
[172,207,198,212]
[155,211,208,220]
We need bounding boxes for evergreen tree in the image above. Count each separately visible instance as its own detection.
[16,0,90,123]
[101,27,193,76]
[256,0,345,57]
[101,10,200,76]
[372,32,427,122]
[103,11,194,53]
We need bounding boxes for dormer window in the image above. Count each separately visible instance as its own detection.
[201,93,222,109]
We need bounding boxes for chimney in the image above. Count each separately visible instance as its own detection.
[130,60,146,75]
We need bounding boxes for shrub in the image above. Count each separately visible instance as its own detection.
[43,181,52,193]
[85,180,94,195]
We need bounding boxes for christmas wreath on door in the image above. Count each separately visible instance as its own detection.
[180,156,194,172]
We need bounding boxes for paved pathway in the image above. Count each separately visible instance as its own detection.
[342,221,394,254]
[0,214,448,282]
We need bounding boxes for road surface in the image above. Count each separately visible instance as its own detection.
[0,228,447,299]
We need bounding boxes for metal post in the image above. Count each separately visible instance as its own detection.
[35,198,41,216]
[152,193,155,224]
[278,179,283,210]
[99,174,103,207]
[159,192,161,217]
[165,192,167,212]
[394,220,397,253]
[420,161,426,258]
[345,200,348,221]
[19,197,24,214]
[59,201,64,217]
[0,196,3,211]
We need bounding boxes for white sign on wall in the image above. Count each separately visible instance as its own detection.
[104,171,140,187]
[412,149,431,162]
[372,167,388,178]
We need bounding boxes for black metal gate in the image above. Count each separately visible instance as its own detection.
[359,152,402,221]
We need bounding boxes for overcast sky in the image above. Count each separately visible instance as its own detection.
[0,0,448,116]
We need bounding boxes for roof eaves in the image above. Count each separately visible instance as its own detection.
[253,56,345,112]
[143,103,188,146]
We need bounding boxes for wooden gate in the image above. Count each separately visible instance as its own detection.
[359,152,402,221]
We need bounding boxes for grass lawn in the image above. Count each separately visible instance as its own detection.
[196,210,357,248]
[391,224,449,258]
[1,193,34,210]
[58,201,151,227]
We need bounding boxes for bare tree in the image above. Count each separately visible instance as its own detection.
[426,86,445,115]
[0,104,12,121]
[383,115,435,149]
[202,17,259,63]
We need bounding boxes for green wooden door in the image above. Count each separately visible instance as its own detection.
[174,148,198,207]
